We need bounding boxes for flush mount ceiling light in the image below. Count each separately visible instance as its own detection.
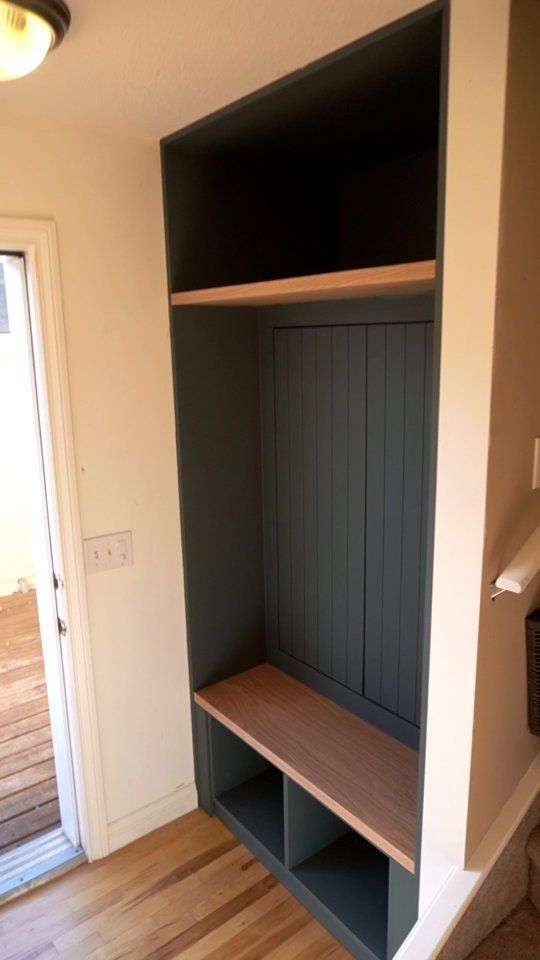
[0,0,70,81]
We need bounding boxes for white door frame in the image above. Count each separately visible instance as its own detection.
[4,253,81,849]
[0,217,109,860]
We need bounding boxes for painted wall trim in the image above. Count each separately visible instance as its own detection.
[108,783,198,853]
[394,752,540,960]
[0,216,109,860]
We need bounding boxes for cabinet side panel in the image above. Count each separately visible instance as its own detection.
[171,305,266,702]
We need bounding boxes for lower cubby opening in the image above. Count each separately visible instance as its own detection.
[215,767,284,863]
[292,832,389,959]
[285,776,390,959]
[209,717,285,863]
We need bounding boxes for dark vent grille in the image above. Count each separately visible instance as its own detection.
[526,608,540,736]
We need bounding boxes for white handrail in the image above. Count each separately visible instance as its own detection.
[490,523,540,600]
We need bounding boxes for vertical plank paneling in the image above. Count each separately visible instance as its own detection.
[364,325,386,704]
[302,330,318,671]
[316,327,333,678]
[331,327,349,684]
[416,323,434,725]
[288,329,305,661]
[398,324,426,722]
[274,330,293,655]
[260,323,279,649]
[267,306,433,734]
[347,326,367,694]
[381,325,405,714]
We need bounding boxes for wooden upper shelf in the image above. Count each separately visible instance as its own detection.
[195,664,418,872]
[171,260,436,308]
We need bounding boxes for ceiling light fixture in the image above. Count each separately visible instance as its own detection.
[0,0,70,81]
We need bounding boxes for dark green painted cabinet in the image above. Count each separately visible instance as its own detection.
[260,298,434,747]
[161,2,447,956]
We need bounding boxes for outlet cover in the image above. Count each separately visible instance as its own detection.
[84,531,133,574]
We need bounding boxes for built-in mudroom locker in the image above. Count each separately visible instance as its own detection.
[161,4,447,958]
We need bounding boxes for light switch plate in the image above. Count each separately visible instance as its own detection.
[84,530,133,574]
[534,437,540,491]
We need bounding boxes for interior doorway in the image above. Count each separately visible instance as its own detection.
[0,255,83,898]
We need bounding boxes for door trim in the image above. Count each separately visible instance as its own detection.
[0,217,109,860]
[4,254,80,848]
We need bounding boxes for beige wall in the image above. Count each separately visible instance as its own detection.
[0,122,194,827]
[419,0,512,909]
[421,0,540,908]
[466,0,540,857]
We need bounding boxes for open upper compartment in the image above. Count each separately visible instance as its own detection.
[162,6,443,295]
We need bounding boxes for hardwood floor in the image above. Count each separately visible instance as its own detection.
[0,591,60,854]
[0,809,353,959]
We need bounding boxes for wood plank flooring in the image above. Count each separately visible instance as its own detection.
[0,808,352,959]
[0,591,60,854]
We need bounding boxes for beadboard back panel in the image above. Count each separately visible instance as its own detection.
[261,296,434,742]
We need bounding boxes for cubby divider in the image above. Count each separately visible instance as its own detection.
[284,776,349,870]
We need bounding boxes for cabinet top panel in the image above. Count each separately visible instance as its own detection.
[163,8,442,162]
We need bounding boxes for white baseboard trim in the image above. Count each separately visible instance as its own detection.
[395,753,540,960]
[107,783,198,853]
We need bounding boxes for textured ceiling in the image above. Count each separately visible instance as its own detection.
[0,0,428,140]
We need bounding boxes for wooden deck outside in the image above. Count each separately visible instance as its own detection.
[0,590,60,854]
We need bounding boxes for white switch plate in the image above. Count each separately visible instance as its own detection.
[534,437,540,490]
[84,530,133,574]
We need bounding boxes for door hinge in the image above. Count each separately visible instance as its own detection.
[53,572,64,590]
[57,617,67,637]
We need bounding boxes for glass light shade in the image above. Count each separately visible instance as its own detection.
[0,1,53,81]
